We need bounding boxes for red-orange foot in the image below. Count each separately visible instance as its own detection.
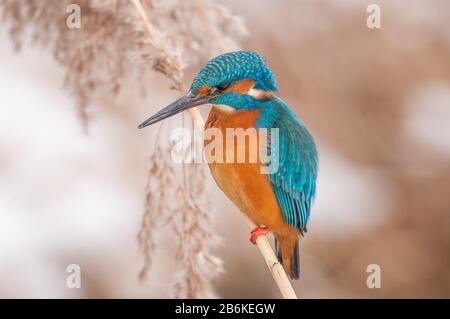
[249,226,271,244]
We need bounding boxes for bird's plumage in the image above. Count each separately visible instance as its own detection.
[195,51,318,279]
[256,97,318,234]
[191,51,277,93]
[139,50,318,279]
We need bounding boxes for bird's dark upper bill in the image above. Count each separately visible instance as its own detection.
[138,92,209,129]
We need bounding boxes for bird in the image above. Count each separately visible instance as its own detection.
[138,51,318,279]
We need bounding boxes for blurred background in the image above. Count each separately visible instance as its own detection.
[1,0,450,298]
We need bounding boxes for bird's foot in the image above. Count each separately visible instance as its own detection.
[249,226,271,244]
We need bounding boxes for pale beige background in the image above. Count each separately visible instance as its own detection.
[0,0,449,298]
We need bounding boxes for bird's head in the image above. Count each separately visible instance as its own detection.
[138,51,277,128]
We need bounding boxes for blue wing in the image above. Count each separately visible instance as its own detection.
[257,97,318,234]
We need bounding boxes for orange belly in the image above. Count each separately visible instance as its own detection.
[204,107,296,236]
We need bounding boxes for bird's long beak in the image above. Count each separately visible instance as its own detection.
[138,91,209,129]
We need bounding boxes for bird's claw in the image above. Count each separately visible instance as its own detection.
[249,226,271,244]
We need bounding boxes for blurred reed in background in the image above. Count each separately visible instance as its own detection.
[0,0,449,298]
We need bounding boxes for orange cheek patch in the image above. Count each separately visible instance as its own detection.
[198,86,212,96]
[226,79,255,94]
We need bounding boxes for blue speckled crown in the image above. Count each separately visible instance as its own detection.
[190,51,278,93]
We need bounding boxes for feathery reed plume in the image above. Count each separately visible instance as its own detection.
[173,123,223,298]
[172,162,224,298]
[137,140,176,281]
[129,0,242,297]
[1,0,247,298]
[0,0,246,124]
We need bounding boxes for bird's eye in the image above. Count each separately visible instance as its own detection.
[215,81,231,92]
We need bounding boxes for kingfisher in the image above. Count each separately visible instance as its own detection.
[138,51,318,279]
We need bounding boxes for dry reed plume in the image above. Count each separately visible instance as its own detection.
[1,0,247,298]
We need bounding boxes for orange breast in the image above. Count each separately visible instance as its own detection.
[204,107,294,235]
